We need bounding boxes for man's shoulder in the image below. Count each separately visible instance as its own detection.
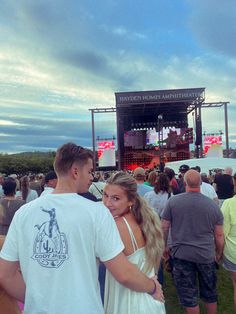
[217,174,232,183]
[170,191,212,203]
[201,182,215,192]
[40,187,54,196]
[77,195,110,217]
[202,181,211,187]
[193,192,220,211]
[29,189,39,196]
[137,184,153,196]
[15,193,108,220]
[223,174,233,183]
[169,191,188,200]
[168,192,220,216]
[223,196,236,208]
[138,183,153,190]
[144,189,155,197]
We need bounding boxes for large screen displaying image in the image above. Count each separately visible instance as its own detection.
[124,130,146,149]
[146,127,193,148]
[204,136,222,154]
[97,140,116,167]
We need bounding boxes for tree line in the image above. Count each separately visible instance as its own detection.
[0,152,56,175]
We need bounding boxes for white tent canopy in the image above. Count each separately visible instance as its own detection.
[165,157,236,174]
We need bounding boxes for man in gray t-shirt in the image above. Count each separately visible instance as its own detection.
[161,169,224,314]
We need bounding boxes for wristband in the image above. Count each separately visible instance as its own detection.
[148,279,157,296]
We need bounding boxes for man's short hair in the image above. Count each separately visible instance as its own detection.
[191,166,201,173]
[54,142,93,175]
[184,170,201,188]
[133,167,146,179]
[179,164,190,173]
[45,171,57,183]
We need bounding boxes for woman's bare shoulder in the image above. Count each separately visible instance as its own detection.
[114,213,145,255]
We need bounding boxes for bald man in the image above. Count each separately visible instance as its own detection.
[161,170,224,314]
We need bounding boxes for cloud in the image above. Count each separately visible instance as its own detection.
[0,113,117,153]
[0,120,25,127]
[188,0,236,57]
[0,0,235,154]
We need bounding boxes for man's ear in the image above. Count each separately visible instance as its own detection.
[70,163,79,179]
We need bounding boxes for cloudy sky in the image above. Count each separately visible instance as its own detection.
[0,0,235,153]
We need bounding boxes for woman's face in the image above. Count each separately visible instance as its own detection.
[103,184,132,217]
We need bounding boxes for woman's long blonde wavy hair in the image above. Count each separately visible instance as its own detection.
[106,171,164,272]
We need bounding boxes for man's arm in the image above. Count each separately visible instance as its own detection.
[0,258,25,302]
[161,219,171,246]
[161,219,171,260]
[213,197,219,205]
[104,252,164,302]
[213,182,217,192]
[209,184,219,205]
[214,224,224,262]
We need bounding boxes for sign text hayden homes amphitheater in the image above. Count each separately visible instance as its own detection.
[115,88,205,105]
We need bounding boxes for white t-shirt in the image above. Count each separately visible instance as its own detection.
[0,185,3,198]
[0,193,124,314]
[144,190,172,217]
[89,182,106,200]
[200,182,218,200]
[16,189,38,203]
[40,186,54,196]
[137,183,153,197]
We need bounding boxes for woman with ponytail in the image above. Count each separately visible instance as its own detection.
[16,176,38,203]
[102,172,165,314]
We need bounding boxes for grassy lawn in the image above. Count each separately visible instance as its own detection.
[164,265,235,314]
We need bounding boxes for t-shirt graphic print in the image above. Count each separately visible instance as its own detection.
[31,207,69,268]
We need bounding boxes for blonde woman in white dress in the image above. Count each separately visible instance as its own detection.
[103,172,166,314]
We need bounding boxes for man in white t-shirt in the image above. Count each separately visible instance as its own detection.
[191,166,219,204]
[89,176,106,201]
[0,142,164,314]
[201,181,219,204]
[40,170,58,196]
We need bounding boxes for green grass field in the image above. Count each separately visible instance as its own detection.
[164,266,235,314]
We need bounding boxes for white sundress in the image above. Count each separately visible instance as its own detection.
[104,217,166,314]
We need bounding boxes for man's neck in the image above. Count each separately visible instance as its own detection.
[4,195,16,200]
[53,179,77,194]
[186,187,201,193]
[136,180,145,184]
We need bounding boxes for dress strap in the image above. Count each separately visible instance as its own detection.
[122,217,139,252]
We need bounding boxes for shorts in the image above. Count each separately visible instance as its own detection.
[222,255,236,272]
[172,258,217,307]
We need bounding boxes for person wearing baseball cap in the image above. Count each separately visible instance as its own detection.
[40,171,58,196]
[133,167,153,196]
[177,164,190,193]
[179,164,190,174]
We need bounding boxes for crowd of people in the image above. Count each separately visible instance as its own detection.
[0,142,235,314]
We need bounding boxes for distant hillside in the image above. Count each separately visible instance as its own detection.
[0,151,55,175]
[9,151,56,158]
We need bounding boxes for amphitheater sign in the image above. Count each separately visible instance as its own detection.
[115,87,205,106]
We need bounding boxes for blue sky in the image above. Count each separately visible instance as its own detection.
[0,0,235,153]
